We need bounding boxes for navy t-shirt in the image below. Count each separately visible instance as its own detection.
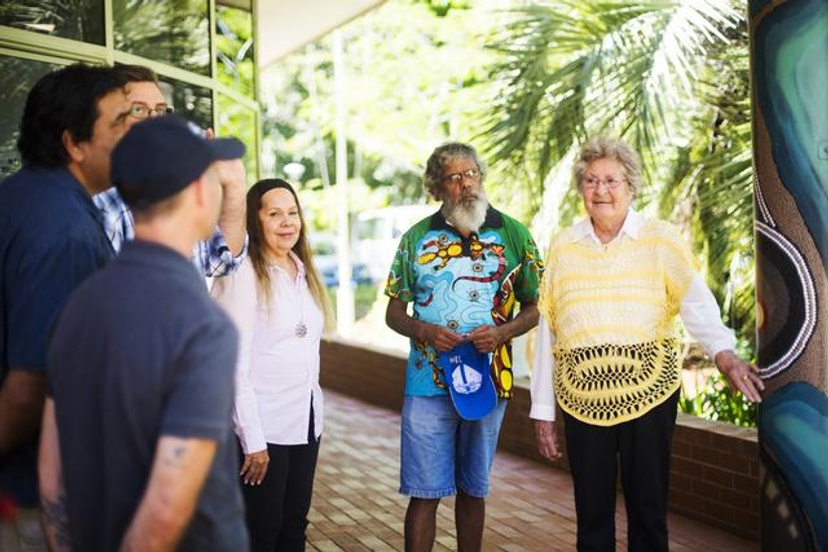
[0,167,113,505]
[48,240,247,551]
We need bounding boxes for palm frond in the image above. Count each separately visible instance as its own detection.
[480,0,754,347]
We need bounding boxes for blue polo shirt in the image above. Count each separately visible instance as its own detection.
[48,241,247,551]
[0,166,113,505]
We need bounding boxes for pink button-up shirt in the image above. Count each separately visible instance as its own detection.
[212,253,324,452]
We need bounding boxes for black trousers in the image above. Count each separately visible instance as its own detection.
[241,408,320,552]
[563,391,679,552]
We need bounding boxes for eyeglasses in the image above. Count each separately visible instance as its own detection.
[128,102,174,119]
[583,176,625,190]
[442,168,481,185]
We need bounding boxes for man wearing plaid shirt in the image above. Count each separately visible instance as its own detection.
[93,65,247,275]
[95,185,244,276]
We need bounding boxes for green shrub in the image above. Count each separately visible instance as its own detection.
[679,372,757,428]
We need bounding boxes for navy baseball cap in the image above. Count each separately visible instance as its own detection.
[111,115,245,209]
[438,342,498,421]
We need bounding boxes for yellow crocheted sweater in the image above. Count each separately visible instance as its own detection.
[538,217,698,425]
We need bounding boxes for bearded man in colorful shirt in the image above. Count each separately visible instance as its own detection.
[385,142,542,552]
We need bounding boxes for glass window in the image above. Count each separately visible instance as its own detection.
[216,94,258,181]
[156,76,213,131]
[0,1,104,44]
[0,56,60,177]
[113,0,210,76]
[216,5,255,98]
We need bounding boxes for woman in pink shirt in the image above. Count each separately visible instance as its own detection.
[212,179,333,551]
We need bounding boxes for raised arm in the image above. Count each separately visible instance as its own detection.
[193,157,248,277]
[119,436,217,552]
[215,159,246,257]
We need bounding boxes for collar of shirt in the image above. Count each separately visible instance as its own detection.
[429,205,503,233]
[572,209,643,245]
[268,250,308,284]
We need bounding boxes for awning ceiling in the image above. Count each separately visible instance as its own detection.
[255,0,386,66]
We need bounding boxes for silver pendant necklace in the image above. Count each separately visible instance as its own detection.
[272,256,308,338]
[290,265,307,339]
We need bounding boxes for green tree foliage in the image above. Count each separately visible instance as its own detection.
[259,0,540,219]
[480,0,755,350]
[216,5,255,98]
[257,0,759,424]
[680,373,757,428]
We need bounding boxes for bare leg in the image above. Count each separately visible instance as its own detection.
[456,490,485,552]
[405,497,440,552]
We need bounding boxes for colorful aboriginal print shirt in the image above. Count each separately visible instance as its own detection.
[385,207,542,399]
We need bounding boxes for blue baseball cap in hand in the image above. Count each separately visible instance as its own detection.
[111,115,245,209]
[438,342,497,421]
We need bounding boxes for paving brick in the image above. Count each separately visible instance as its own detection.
[308,390,757,551]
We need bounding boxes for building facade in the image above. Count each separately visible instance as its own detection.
[0,0,260,180]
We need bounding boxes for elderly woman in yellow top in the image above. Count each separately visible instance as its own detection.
[530,136,764,552]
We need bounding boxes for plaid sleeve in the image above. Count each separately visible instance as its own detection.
[192,228,249,278]
[92,188,133,253]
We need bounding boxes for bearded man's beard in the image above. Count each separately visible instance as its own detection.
[443,188,489,235]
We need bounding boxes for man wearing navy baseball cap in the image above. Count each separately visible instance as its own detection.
[39,115,250,551]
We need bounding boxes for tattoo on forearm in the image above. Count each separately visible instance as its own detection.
[161,444,189,469]
[42,494,73,552]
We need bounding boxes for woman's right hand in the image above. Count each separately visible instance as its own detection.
[534,420,562,461]
[240,449,269,485]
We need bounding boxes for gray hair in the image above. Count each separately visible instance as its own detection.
[573,136,642,196]
[422,142,488,200]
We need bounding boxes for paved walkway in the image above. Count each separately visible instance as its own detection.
[309,391,757,551]
[0,390,758,551]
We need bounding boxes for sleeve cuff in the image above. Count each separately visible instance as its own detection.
[707,338,737,359]
[529,404,556,421]
[237,430,267,455]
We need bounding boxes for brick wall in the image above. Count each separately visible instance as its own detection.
[320,337,759,540]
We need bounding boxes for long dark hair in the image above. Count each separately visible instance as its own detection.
[246,179,333,330]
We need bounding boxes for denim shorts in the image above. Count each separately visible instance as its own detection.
[400,395,507,499]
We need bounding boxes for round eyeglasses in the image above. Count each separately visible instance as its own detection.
[128,102,174,119]
[583,176,625,190]
[442,168,481,185]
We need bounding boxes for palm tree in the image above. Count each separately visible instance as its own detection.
[479,0,755,350]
